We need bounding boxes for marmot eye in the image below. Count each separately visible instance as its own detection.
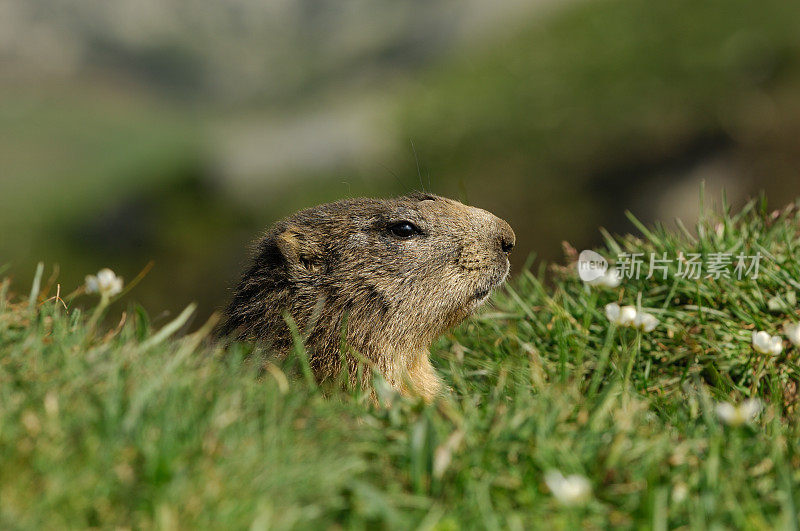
[388,221,420,238]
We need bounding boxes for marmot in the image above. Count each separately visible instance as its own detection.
[219,192,515,401]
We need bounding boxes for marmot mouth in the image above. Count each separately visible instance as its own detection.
[471,263,509,302]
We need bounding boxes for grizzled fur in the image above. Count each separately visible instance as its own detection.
[219,192,515,401]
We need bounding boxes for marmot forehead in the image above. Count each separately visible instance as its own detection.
[283,192,482,229]
[291,191,439,216]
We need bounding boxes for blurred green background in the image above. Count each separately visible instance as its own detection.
[2,0,799,320]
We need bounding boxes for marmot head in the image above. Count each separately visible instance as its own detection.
[221,192,515,387]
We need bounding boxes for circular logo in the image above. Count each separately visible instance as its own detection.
[577,250,608,282]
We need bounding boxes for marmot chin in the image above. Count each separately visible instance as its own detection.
[219,192,515,401]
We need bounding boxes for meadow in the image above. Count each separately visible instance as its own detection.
[2,196,800,529]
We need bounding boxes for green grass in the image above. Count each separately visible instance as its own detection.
[3,197,800,529]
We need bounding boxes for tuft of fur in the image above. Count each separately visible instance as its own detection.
[219,192,515,401]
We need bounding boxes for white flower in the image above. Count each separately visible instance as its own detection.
[544,470,592,506]
[605,303,659,332]
[85,268,124,298]
[605,303,637,327]
[633,311,659,332]
[715,398,762,427]
[783,323,800,347]
[586,269,621,289]
[752,331,783,356]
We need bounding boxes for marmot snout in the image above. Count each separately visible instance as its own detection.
[220,192,515,401]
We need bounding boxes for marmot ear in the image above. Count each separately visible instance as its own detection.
[276,226,325,273]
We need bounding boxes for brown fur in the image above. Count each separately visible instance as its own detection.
[218,192,515,401]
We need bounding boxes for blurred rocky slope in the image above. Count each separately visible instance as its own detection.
[0,0,542,101]
[1,0,799,319]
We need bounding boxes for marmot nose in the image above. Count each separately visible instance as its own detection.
[497,219,515,254]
